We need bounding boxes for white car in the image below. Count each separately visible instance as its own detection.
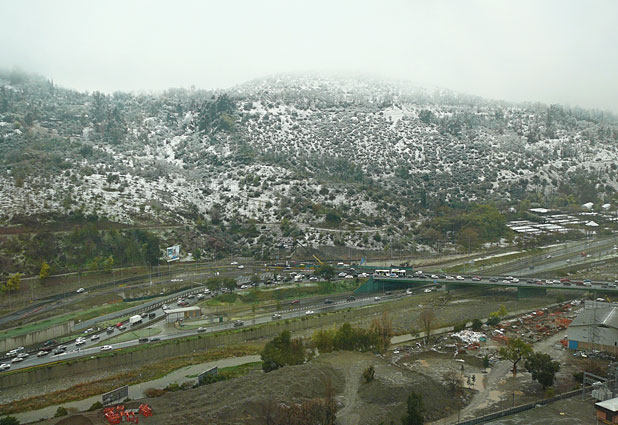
[512,278,520,283]
[240,284,249,289]
[305,310,315,315]
[446,275,454,280]
[345,275,354,279]
[230,261,238,265]
[406,288,413,295]
[0,363,10,371]
[238,265,244,269]
[91,334,100,341]
[424,288,432,293]
[17,352,29,358]
[430,275,439,279]
[456,275,464,281]
[374,296,381,301]
[100,345,113,351]
[338,272,347,278]
[76,287,85,293]
[37,351,48,357]
[11,357,24,363]
[203,289,211,294]
[197,294,205,300]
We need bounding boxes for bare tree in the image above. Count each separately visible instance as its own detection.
[418,308,435,343]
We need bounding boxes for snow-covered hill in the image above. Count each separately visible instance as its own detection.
[1,70,617,249]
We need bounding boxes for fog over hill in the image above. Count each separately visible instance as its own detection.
[1,70,618,266]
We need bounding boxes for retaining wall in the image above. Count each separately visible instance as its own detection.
[0,321,74,353]
[0,297,408,390]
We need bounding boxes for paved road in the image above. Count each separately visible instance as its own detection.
[0,289,406,372]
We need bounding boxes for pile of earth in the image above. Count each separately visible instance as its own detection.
[35,351,464,425]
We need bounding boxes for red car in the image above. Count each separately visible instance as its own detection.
[560,278,571,283]
[115,322,124,328]
[290,300,300,305]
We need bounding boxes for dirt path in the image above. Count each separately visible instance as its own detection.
[336,361,364,425]
[429,333,567,424]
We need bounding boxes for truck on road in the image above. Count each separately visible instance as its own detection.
[130,315,142,326]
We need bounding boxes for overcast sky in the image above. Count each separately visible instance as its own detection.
[1,0,617,112]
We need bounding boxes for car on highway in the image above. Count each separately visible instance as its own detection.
[290,299,300,305]
[233,320,244,327]
[512,278,520,283]
[324,299,333,304]
[240,284,250,289]
[37,351,49,357]
[374,296,381,301]
[149,312,156,319]
[150,337,161,342]
[118,325,126,331]
[424,288,432,293]
[197,294,204,300]
[75,338,86,346]
[230,261,238,265]
[430,274,439,279]
[107,326,115,334]
[305,310,315,315]
[100,345,113,351]
[338,272,347,278]
[489,278,498,282]
[17,352,28,359]
[347,295,356,301]
[0,363,10,371]
[197,327,206,333]
[53,346,67,355]
[187,294,195,299]
[11,357,24,363]
[76,287,85,293]
[272,313,282,320]
[91,334,100,341]
[203,289,211,294]
[456,275,464,280]
[238,265,244,269]
[446,275,454,280]
[406,288,413,295]
[162,304,169,310]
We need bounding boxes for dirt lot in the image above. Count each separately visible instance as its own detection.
[31,351,466,425]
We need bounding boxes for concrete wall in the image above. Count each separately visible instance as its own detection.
[0,321,74,353]
[0,298,409,390]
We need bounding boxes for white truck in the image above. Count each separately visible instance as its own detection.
[129,315,142,326]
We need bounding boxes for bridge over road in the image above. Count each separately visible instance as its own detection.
[359,275,618,299]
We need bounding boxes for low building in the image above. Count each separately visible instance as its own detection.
[165,306,201,322]
[596,397,618,424]
[567,301,618,354]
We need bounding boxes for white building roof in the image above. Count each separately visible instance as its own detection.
[596,397,618,412]
[165,306,201,314]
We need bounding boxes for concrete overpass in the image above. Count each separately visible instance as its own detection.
[359,275,618,299]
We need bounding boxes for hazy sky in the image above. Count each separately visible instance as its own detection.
[1,0,617,112]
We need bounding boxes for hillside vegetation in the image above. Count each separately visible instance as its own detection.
[1,69,618,275]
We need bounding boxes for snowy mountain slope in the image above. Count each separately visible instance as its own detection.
[1,71,618,240]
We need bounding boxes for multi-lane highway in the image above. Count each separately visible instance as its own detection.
[0,289,408,372]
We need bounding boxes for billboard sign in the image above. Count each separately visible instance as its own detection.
[102,385,129,405]
[167,245,180,262]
